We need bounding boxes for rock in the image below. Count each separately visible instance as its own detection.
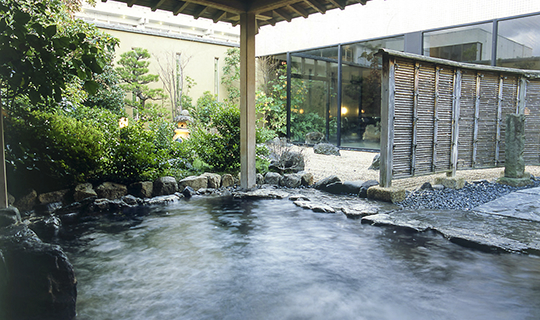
[7,193,15,206]
[367,186,406,203]
[305,131,325,144]
[38,189,69,205]
[432,184,445,190]
[313,143,340,156]
[178,175,207,192]
[359,180,379,198]
[153,176,179,196]
[293,200,336,213]
[73,183,97,202]
[0,225,77,320]
[202,173,221,189]
[280,174,302,188]
[122,194,143,206]
[264,172,282,185]
[233,189,290,199]
[256,173,265,185]
[128,181,153,198]
[313,175,342,190]
[182,186,195,198]
[34,202,63,216]
[270,150,305,173]
[299,171,314,186]
[96,182,127,200]
[368,153,380,170]
[144,195,180,205]
[289,194,310,201]
[14,190,38,212]
[420,182,433,190]
[25,215,62,242]
[326,181,364,195]
[0,207,21,228]
[221,174,235,188]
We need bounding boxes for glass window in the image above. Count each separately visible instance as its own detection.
[497,14,540,70]
[424,23,493,64]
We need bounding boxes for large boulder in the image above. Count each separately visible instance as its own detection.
[264,172,282,185]
[313,175,341,190]
[128,181,153,198]
[305,131,325,145]
[0,225,77,320]
[324,181,364,195]
[0,207,21,228]
[153,176,178,196]
[300,171,314,186]
[368,153,380,170]
[73,183,97,202]
[313,143,340,156]
[202,173,221,189]
[25,215,62,242]
[280,174,302,188]
[178,175,208,192]
[359,180,379,198]
[270,150,305,173]
[221,174,235,188]
[38,189,69,205]
[95,182,127,200]
[14,190,38,213]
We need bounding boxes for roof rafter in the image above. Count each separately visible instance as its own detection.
[181,0,246,14]
[151,0,167,11]
[173,1,189,15]
[273,8,292,22]
[127,0,137,7]
[212,10,228,23]
[327,0,346,10]
[288,3,309,18]
[304,0,326,14]
[193,5,208,19]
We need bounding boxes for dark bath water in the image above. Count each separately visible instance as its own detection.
[62,196,540,320]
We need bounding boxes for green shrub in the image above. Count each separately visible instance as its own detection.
[5,109,107,194]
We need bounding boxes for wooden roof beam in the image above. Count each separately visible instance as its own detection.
[328,0,346,10]
[173,1,189,15]
[127,0,138,7]
[304,0,326,14]
[180,0,246,14]
[288,3,309,18]
[193,5,208,19]
[212,10,228,23]
[273,8,292,22]
[151,0,168,11]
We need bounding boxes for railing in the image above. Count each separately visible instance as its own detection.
[377,48,540,187]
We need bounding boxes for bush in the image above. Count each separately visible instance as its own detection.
[5,109,107,194]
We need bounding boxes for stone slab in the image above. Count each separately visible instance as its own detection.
[362,209,540,253]
[474,187,540,222]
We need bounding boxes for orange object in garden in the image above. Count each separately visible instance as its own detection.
[173,110,192,142]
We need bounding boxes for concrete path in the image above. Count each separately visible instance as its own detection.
[362,187,540,254]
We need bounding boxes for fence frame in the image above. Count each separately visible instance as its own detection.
[377,48,540,187]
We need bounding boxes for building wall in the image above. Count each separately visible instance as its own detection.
[101,27,235,108]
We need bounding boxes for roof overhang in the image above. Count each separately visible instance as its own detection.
[101,0,371,27]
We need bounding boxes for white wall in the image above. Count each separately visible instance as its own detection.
[256,0,540,55]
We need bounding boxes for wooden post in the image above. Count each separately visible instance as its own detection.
[412,61,420,176]
[432,66,440,172]
[239,12,256,189]
[495,74,503,166]
[380,55,395,187]
[472,72,481,168]
[449,69,462,177]
[0,103,7,208]
[517,76,527,114]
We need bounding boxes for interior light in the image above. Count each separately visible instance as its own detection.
[299,109,304,114]
[341,107,348,115]
[361,109,365,114]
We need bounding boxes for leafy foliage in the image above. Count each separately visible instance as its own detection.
[0,0,117,106]
[116,47,166,115]
[221,48,240,104]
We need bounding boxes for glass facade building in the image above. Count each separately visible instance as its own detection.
[265,12,540,151]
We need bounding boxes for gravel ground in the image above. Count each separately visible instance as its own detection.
[299,145,540,210]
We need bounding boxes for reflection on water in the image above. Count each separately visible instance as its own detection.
[62,197,540,320]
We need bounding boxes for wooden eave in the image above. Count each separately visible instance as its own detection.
[101,0,371,27]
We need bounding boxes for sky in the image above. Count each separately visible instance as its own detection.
[256,0,540,55]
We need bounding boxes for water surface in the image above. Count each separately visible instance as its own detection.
[63,197,540,320]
